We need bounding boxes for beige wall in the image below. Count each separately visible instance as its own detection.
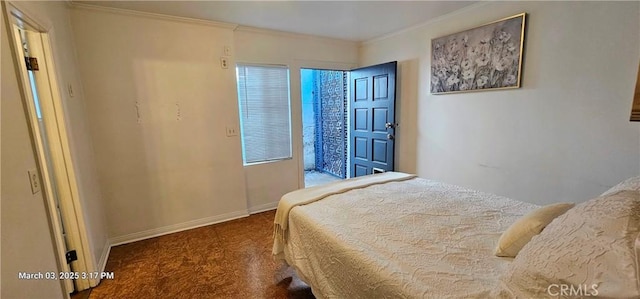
[1,3,64,298]
[9,0,110,275]
[3,0,110,296]
[70,7,249,242]
[70,6,359,240]
[360,1,640,204]
[234,27,358,212]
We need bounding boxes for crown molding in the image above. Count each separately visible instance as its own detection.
[234,25,358,47]
[69,2,238,30]
[361,1,491,46]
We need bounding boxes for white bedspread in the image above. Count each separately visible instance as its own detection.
[281,177,538,298]
[273,172,416,258]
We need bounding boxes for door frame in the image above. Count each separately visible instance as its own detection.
[4,1,96,292]
[299,67,349,179]
[294,60,356,188]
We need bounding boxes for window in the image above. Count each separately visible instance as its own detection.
[236,64,292,164]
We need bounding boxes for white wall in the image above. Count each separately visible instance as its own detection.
[360,1,640,205]
[70,3,358,242]
[1,4,65,298]
[3,0,110,296]
[234,27,358,212]
[9,0,110,276]
[70,7,249,242]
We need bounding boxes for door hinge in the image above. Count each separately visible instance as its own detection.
[66,250,77,264]
[24,56,39,71]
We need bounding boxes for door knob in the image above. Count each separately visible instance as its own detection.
[385,122,396,129]
[387,134,394,140]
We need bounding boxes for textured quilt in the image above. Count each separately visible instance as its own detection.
[281,177,538,298]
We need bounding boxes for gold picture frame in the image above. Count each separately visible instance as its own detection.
[431,13,526,94]
[631,62,640,121]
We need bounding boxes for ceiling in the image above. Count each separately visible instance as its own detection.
[74,1,476,42]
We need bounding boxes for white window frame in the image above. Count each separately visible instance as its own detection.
[236,63,292,165]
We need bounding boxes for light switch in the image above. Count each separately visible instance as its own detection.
[224,46,231,56]
[28,169,41,194]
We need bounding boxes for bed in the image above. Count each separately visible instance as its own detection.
[272,172,640,298]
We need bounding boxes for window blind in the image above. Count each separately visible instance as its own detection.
[236,64,292,164]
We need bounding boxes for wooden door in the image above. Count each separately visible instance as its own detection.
[350,61,397,177]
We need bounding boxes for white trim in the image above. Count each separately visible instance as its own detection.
[70,2,238,30]
[40,31,95,292]
[97,241,111,273]
[361,1,491,45]
[296,59,357,72]
[6,1,52,31]
[5,2,94,294]
[249,202,279,214]
[69,3,358,47]
[89,241,112,287]
[6,16,73,297]
[109,210,250,246]
[293,61,355,189]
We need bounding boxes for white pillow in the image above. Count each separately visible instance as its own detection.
[495,202,574,257]
[498,190,640,298]
[601,176,640,196]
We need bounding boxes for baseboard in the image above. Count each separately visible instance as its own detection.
[89,240,112,287]
[109,210,250,246]
[248,201,278,214]
[98,241,111,272]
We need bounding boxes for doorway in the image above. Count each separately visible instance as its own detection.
[6,3,96,293]
[300,62,398,186]
[300,68,348,187]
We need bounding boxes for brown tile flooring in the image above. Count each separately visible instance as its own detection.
[87,210,314,299]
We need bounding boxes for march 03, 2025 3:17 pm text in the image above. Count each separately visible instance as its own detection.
[18,271,115,280]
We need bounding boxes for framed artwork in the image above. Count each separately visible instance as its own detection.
[631,62,640,122]
[431,13,526,94]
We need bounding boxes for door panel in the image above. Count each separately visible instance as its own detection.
[350,61,397,177]
[372,108,388,132]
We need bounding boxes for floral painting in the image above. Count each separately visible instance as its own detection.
[430,13,526,94]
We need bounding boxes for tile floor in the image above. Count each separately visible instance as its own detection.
[86,210,314,299]
[304,170,341,187]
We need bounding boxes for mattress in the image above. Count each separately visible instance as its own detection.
[281,177,538,298]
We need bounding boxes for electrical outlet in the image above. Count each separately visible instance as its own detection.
[28,169,41,194]
[220,57,229,69]
[226,125,238,137]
